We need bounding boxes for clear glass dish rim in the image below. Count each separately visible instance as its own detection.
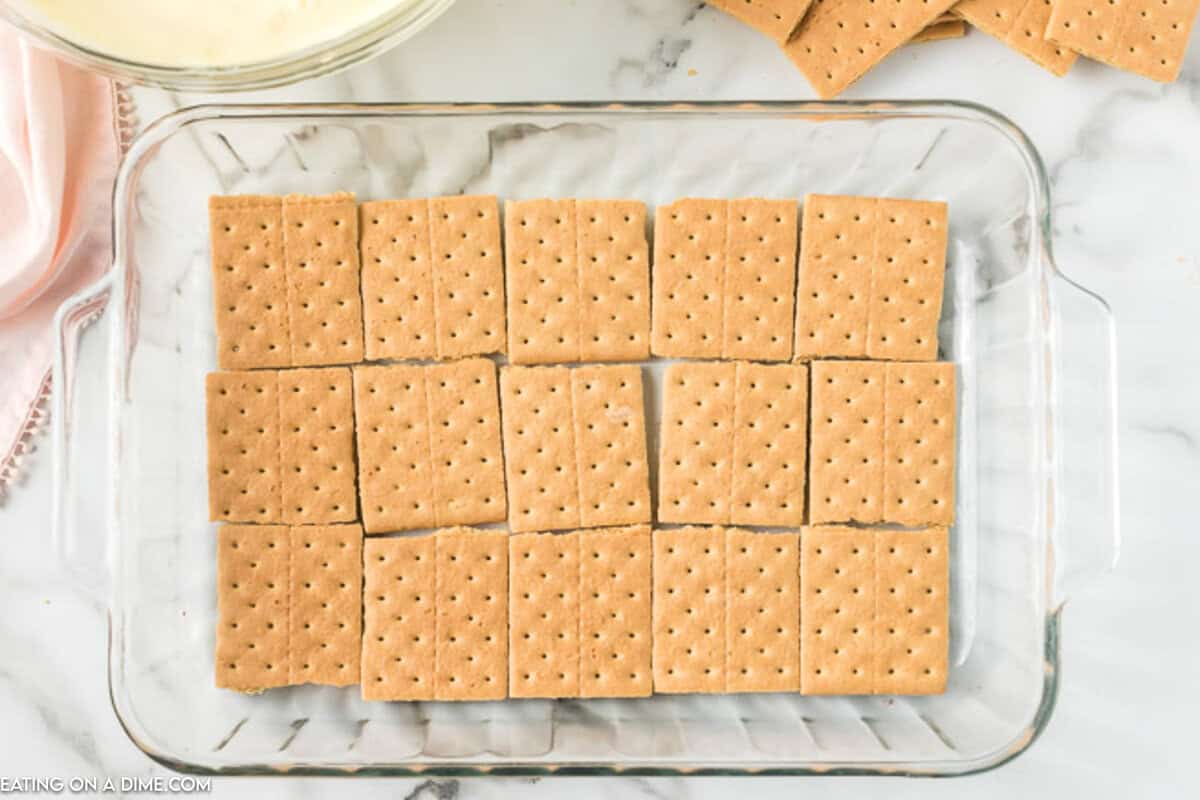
[0,0,457,92]
[104,99,1069,779]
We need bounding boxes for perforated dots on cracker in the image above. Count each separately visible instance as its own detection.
[509,532,581,698]
[362,535,436,701]
[874,528,949,695]
[579,525,652,698]
[955,0,1078,75]
[709,0,813,43]
[651,198,797,361]
[725,528,800,693]
[215,524,290,691]
[1047,0,1199,83]
[799,526,876,695]
[276,368,357,525]
[652,527,726,694]
[795,194,947,361]
[281,193,364,366]
[505,198,650,364]
[435,527,508,701]
[808,361,886,525]
[353,359,506,534]
[206,371,283,523]
[884,362,956,526]
[288,524,363,687]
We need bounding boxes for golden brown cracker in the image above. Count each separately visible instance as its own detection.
[435,527,508,701]
[722,198,797,361]
[794,194,874,359]
[874,528,949,695]
[910,19,968,43]
[576,199,651,362]
[571,365,652,529]
[782,0,959,98]
[954,0,1076,74]
[651,198,728,358]
[730,362,808,528]
[276,367,357,526]
[725,529,801,693]
[657,362,737,525]
[281,193,364,366]
[361,535,437,701]
[428,195,507,359]
[352,364,437,533]
[1047,0,1198,82]
[505,199,581,364]
[359,199,438,360]
[709,0,814,43]
[652,527,726,694]
[209,195,290,369]
[800,526,875,695]
[215,524,290,691]
[206,371,282,524]
[884,362,956,526]
[288,524,362,687]
[809,361,886,524]
[579,525,653,698]
[509,532,581,698]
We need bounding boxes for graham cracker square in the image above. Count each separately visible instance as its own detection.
[1047,0,1199,82]
[361,535,437,701]
[209,196,290,369]
[359,198,438,360]
[657,362,737,525]
[808,361,887,525]
[709,0,814,43]
[206,371,282,524]
[652,526,726,694]
[725,529,801,693]
[883,361,956,526]
[579,525,653,698]
[576,199,652,362]
[650,198,728,359]
[955,0,1078,75]
[428,195,507,359]
[509,532,581,698]
[874,528,949,695]
[799,526,875,695]
[722,198,798,361]
[281,193,364,366]
[276,367,357,526]
[867,198,948,361]
[435,527,508,701]
[288,524,363,687]
[215,524,290,691]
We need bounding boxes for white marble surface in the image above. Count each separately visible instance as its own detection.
[2,0,1199,796]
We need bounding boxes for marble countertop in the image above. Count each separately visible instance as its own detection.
[2,0,1198,796]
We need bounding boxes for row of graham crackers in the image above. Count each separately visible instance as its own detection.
[218,523,948,698]
[710,0,1199,96]
[211,192,949,369]
[207,358,956,533]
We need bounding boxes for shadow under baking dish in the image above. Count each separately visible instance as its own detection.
[52,101,1118,777]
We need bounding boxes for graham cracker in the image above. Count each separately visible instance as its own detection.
[276,368,357,526]
[435,527,508,701]
[499,366,581,533]
[288,524,362,687]
[652,527,726,694]
[808,361,886,525]
[509,532,581,698]
[425,359,508,527]
[910,19,968,43]
[428,196,507,359]
[657,362,736,525]
[352,364,437,533]
[725,529,801,693]
[730,362,808,528]
[723,199,798,361]
[281,193,364,366]
[709,0,814,43]
[783,0,959,98]
[504,198,581,364]
[359,199,438,360]
[867,198,948,362]
[206,371,282,523]
[215,524,290,691]
[650,198,727,359]
[579,525,653,698]
[361,535,437,701]
[955,0,1077,74]
[353,360,505,533]
[799,526,875,695]
[571,365,652,529]
[884,362,956,526]
[209,196,290,369]
[794,195,874,359]
[874,528,949,695]
[1047,0,1199,82]
[576,199,652,362]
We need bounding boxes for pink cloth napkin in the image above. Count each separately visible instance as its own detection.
[0,29,120,496]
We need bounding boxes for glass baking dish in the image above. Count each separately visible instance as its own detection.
[50,101,1119,777]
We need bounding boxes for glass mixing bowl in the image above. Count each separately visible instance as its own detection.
[0,0,456,92]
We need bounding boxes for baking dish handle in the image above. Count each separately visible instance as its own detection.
[1047,271,1120,609]
[50,273,115,604]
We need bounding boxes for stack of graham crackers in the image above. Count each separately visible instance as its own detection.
[709,0,1200,97]
[206,191,954,701]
